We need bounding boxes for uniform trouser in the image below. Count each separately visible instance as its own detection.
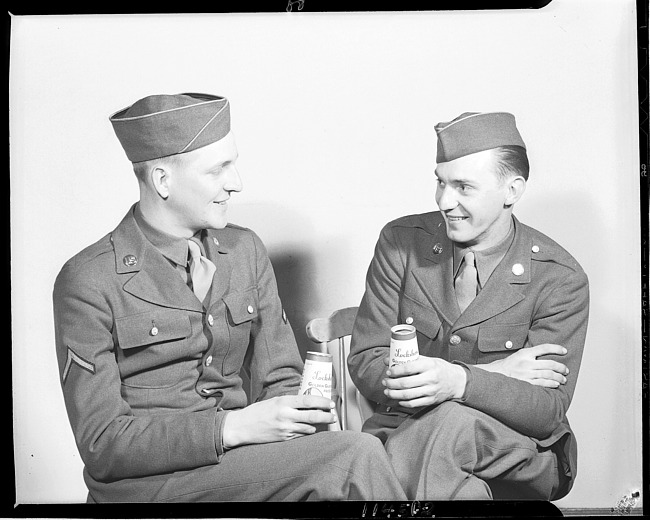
[363,401,562,501]
[85,430,407,502]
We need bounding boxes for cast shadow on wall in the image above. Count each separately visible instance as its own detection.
[269,248,322,359]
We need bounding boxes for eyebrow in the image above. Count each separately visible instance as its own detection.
[435,172,474,184]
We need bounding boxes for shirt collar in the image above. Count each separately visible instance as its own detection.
[453,217,516,289]
[133,203,191,267]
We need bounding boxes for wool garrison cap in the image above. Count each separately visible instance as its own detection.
[434,112,526,163]
[109,93,230,163]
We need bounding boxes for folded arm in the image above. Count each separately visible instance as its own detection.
[458,269,589,438]
[349,224,589,440]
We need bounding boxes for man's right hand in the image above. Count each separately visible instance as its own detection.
[221,395,337,449]
[475,343,570,388]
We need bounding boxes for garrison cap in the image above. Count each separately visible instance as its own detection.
[434,112,526,163]
[109,93,230,163]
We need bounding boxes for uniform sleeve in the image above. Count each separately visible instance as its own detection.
[348,224,403,405]
[53,262,228,482]
[458,267,590,440]
[246,232,304,401]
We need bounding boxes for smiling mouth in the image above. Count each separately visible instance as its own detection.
[446,215,468,222]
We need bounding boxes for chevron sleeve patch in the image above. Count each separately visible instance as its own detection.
[62,346,96,384]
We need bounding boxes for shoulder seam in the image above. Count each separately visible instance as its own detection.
[225,222,252,232]
[63,242,114,271]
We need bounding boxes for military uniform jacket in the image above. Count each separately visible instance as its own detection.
[53,205,303,496]
[348,211,589,498]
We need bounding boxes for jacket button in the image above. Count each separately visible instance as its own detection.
[247,305,254,314]
[386,406,392,412]
[512,263,525,276]
[205,355,213,366]
[505,341,513,349]
[405,317,414,325]
[149,326,158,336]
[207,314,214,326]
[532,245,540,253]
[449,334,461,345]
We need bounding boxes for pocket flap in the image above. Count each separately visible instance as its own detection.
[116,310,191,350]
[223,288,259,325]
[401,295,443,340]
[478,324,529,353]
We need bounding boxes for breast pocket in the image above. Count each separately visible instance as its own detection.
[222,288,259,375]
[477,323,529,363]
[115,309,193,388]
[400,294,443,349]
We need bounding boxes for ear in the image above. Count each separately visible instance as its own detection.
[151,166,170,200]
[504,176,526,207]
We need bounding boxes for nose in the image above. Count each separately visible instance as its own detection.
[225,164,243,193]
[436,185,458,212]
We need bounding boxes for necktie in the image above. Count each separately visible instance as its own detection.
[455,251,478,313]
[187,238,216,303]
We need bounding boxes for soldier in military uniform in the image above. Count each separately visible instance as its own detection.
[348,112,589,500]
[53,93,407,503]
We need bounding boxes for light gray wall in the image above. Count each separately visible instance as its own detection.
[10,2,642,509]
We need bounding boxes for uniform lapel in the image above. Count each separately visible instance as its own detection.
[111,206,203,313]
[410,219,461,325]
[453,216,531,329]
[203,230,232,308]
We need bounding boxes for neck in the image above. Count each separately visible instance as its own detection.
[462,213,514,252]
[138,194,196,239]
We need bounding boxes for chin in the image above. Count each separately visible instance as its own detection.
[445,228,464,241]
[209,220,229,230]
[446,230,478,246]
[205,211,229,230]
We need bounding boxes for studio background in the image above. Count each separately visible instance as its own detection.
[10,1,643,511]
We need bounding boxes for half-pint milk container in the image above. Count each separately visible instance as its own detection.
[299,351,333,398]
[389,324,420,367]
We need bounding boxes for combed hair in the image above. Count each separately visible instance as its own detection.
[493,145,529,182]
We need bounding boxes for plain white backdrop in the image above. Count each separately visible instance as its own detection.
[10,0,643,510]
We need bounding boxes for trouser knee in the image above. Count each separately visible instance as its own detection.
[335,430,386,458]
[320,431,406,500]
[421,401,493,439]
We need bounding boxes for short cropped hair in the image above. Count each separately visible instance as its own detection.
[492,145,529,182]
[132,153,185,183]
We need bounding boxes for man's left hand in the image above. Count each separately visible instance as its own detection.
[382,356,467,408]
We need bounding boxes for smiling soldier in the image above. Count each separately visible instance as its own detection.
[52,92,406,503]
[348,112,590,501]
